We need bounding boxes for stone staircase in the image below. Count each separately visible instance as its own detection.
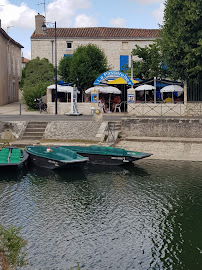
[21,121,48,141]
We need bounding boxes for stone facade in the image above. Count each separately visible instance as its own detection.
[121,118,202,138]
[0,20,23,106]
[31,15,159,71]
[44,121,101,141]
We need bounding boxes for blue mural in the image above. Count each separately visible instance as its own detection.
[94,70,133,86]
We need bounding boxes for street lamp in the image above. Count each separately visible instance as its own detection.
[42,21,58,114]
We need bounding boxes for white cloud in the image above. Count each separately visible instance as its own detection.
[129,0,162,4]
[23,49,31,60]
[110,18,126,28]
[152,3,165,25]
[0,0,36,30]
[74,14,96,27]
[46,0,91,27]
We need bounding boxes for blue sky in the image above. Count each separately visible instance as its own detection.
[0,0,164,58]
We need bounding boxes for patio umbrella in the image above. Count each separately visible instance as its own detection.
[134,84,155,103]
[85,86,121,94]
[47,84,79,93]
[85,86,121,112]
[160,85,184,93]
[135,84,155,91]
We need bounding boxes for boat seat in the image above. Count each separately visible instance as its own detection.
[11,149,23,157]
[55,147,77,159]
[9,156,21,163]
[0,148,9,154]
[0,157,8,163]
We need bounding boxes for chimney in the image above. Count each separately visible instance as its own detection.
[35,14,45,35]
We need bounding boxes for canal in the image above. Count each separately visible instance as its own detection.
[0,160,201,270]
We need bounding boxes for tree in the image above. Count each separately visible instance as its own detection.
[0,225,27,270]
[161,0,202,81]
[70,44,108,89]
[131,41,169,79]
[58,55,73,83]
[22,57,54,109]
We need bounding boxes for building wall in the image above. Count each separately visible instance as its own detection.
[31,37,155,70]
[0,32,22,106]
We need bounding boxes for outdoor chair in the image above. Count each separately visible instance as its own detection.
[114,103,121,113]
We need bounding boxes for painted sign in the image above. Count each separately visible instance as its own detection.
[94,70,133,86]
[128,94,135,103]
[91,93,98,103]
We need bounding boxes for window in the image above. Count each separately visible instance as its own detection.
[122,42,128,50]
[66,42,72,49]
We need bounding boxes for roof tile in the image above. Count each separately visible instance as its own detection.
[31,27,160,39]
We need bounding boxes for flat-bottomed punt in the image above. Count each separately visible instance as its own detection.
[58,145,152,166]
[0,147,29,169]
[25,145,87,169]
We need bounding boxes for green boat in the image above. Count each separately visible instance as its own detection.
[58,145,152,166]
[0,147,29,169]
[25,145,87,169]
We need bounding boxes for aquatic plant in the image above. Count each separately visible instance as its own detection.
[0,225,27,270]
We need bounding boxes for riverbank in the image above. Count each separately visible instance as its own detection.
[1,102,202,162]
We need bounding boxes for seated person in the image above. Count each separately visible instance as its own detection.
[112,96,121,111]
[165,94,172,103]
[98,97,105,108]
[104,103,109,113]
[174,93,184,103]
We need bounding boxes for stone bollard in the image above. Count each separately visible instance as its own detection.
[93,107,103,121]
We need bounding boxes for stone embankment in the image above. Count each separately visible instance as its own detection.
[116,118,202,162]
[1,116,202,162]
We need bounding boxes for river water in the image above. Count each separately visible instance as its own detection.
[0,160,201,270]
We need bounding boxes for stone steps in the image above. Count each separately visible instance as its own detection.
[21,121,48,140]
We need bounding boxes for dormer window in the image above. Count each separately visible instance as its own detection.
[67,42,72,49]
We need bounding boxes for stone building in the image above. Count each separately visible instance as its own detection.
[0,20,23,106]
[31,14,159,71]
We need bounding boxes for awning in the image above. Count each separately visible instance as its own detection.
[108,78,139,85]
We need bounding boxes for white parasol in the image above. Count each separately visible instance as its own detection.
[47,84,79,93]
[85,86,121,112]
[135,84,155,91]
[85,86,121,94]
[160,85,184,93]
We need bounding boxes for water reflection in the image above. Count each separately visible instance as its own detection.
[0,160,201,270]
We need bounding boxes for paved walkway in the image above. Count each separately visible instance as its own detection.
[0,101,127,121]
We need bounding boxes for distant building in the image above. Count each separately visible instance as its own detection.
[0,20,23,106]
[21,56,30,69]
[31,14,159,71]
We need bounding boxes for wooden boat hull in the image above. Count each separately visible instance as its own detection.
[25,146,87,170]
[28,152,86,170]
[58,146,152,166]
[0,148,29,170]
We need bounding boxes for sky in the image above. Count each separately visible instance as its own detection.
[0,0,165,59]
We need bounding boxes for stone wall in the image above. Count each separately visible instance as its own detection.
[47,102,92,115]
[121,118,202,138]
[31,38,154,71]
[117,139,202,161]
[44,121,102,141]
[0,121,26,140]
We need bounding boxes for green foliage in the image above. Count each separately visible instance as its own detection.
[70,44,108,89]
[0,225,27,269]
[23,81,49,109]
[131,41,169,79]
[22,57,54,109]
[161,0,202,80]
[58,55,73,82]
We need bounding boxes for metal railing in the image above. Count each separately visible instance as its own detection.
[120,101,186,117]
